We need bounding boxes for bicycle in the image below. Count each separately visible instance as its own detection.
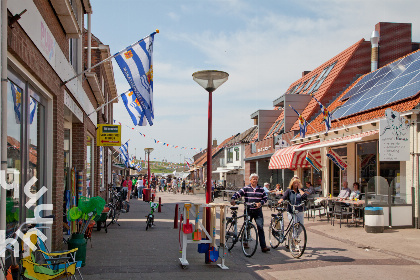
[225,201,259,257]
[106,187,126,228]
[146,202,159,230]
[268,201,307,258]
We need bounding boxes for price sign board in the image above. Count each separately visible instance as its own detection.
[97,124,121,146]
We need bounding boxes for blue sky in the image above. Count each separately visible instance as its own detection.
[89,0,420,163]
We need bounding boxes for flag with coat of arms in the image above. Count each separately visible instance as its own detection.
[121,91,147,126]
[115,32,156,126]
[289,105,307,138]
[311,94,331,131]
[119,141,130,167]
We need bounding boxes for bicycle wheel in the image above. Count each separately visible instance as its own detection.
[225,219,236,251]
[106,206,116,226]
[269,218,281,249]
[288,222,307,258]
[241,223,258,257]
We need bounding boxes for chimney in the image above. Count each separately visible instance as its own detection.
[302,71,311,77]
[370,30,380,71]
[212,139,217,147]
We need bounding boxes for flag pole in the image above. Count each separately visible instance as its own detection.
[288,104,320,134]
[61,30,159,86]
[87,89,131,117]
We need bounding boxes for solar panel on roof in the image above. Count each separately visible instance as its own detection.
[333,50,420,120]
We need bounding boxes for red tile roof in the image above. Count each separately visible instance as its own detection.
[290,39,370,131]
[261,39,371,140]
[194,134,237,167]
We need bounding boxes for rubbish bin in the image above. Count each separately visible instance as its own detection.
[67,233,87,266]
[143,188,151,202]
[365,207,384,233]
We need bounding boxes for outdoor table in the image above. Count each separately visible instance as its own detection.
[334,199,365,227]
[221,190,236,201]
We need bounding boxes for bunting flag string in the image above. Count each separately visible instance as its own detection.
[114,119,204,152]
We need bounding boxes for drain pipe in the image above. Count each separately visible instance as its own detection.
[370,30,379,71]
[87,12,91,70]
[0,0,8,242]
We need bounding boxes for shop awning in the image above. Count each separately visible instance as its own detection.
[268,141,320,170]
[295,130,379,152]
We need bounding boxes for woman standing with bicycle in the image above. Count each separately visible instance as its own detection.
[231,173,270,253]
[278,177,307,227]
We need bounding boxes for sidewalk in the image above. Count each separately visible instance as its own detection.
[80,191,420,279]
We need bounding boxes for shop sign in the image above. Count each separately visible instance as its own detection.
[257,146,271,153]
[97,124,121,146]
[379,109,410,161]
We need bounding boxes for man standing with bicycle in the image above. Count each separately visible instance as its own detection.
[231,173,270,253]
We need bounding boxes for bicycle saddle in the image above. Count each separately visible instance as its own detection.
[230,206,238,211]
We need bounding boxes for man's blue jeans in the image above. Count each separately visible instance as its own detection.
[138,186,144,198]
[249,208,267,249]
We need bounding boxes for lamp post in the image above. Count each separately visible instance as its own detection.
[144,148,154,188]
[192,70,228,263]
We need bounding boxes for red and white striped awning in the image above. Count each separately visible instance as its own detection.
[268,141,320,170]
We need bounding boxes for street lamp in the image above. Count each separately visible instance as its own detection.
[192,70,228,262]
[144,148,154,188]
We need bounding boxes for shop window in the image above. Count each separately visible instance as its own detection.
[86,135,93,198]
[357,141,377,194]
[330,146,347,196]
[6,76,46,237]
[378,161,406,204]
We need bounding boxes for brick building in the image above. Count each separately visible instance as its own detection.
[2,0,118,250]
[244,22,420,191]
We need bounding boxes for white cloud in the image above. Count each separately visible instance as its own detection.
[109,0,420,162]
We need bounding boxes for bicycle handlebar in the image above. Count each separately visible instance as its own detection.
[233,201,256,207]
[281,200,306,209]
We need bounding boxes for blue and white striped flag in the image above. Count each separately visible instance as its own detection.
[115,33,155,126]
[311,94,331,132]
[121,90,147,126]
[119,141,129,167]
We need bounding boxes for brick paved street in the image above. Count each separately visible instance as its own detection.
[80,192,420,279]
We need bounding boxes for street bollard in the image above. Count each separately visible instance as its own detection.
[158,197,162,212]
[174,204,178,229]
[152,193,155,202]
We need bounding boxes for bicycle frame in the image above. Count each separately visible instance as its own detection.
[272,201,305,243]
[226,202,254,244]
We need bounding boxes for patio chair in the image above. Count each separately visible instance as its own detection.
[331,201,353,228]
[21,232,79,280]
[37,235,83,279]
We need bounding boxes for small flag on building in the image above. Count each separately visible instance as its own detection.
[311,94,332,132]
[326,148,347,170]
[305,152,322,172]
[289,105,308,138]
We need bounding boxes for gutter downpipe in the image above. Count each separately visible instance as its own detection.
[87,12,91,70]
[1,0,8,250]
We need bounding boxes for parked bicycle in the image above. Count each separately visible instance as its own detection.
[106,187,129,228]
[146,202,159,230]
[268,201,307,258]
[225,201,258,257]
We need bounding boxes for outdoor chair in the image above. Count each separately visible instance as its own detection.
[21,231,80,280]
[37,235,83,279]
[331,201,353,228]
